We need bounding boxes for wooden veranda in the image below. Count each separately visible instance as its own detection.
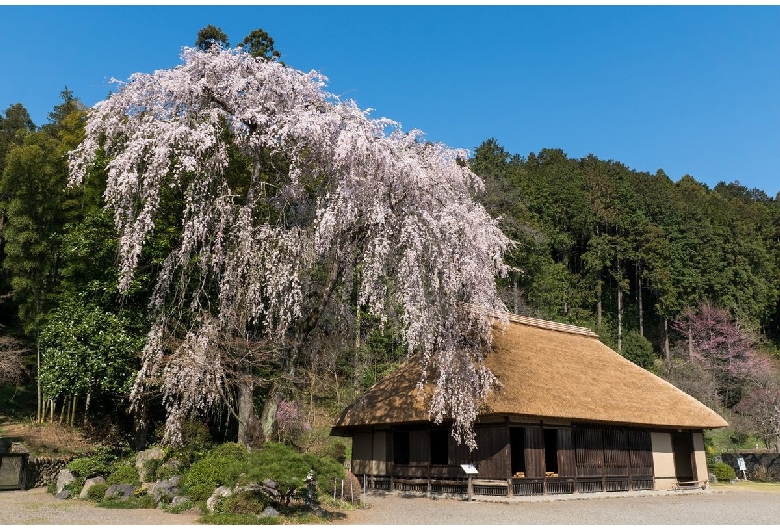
[353,422,657,497]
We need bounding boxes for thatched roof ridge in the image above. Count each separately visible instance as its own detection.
[332,314,727,433]
[501,312,598,337]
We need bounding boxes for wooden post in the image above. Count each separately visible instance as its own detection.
[467,474,473,501]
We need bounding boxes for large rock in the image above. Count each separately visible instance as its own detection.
[206,485,233,513]
[150,475,182,503]
[56,468,76,494]
[171,495,192,507]
[261,506,280,517]
[79,476,107,499]
[104,483,136,500]
[54,489,72,500]
[135,447,165,481]
[159,459,182,476]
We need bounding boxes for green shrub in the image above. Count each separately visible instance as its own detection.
[248,442,344,500]
[621,331,656,370]
[182,441,346,507]
[86,482,109,501]
[141,458,162,482]
[713,461,737,481]
[183,442,250,501]
[167,420,214,466]
[107,464,140,486]
[155,461,180,481]
[165,499,196,514]
[68,448,117,478]
[220,490,267,514]
[98,491,156,509]
[63,477,85,495]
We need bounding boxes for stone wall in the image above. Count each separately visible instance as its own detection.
[721,452,780,481]
[25,456,73,489]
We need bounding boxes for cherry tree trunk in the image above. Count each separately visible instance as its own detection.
[237,380,255,446]
[132,399,149,450]
[260,391,280,442]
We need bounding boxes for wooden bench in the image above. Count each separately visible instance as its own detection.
[674,480,706,490]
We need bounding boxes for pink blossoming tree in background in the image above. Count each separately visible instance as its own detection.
[672,301,765,408]
[69,45,509,448]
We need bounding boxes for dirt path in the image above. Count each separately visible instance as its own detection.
[0,487,201,525]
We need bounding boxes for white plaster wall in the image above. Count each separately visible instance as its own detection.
[692,431,708,483]
[651,431,675,490]
[372,430,388,475]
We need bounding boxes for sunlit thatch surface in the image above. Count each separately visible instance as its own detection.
[332,314,727,433]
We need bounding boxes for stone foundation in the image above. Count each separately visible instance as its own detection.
[25,456,73,489]
[721,452,780,481]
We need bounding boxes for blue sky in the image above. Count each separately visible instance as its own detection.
[2,5,779,197]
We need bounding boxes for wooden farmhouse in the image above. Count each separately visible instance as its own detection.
[331,313,728,497]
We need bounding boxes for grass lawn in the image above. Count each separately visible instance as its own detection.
[711,481,780,493]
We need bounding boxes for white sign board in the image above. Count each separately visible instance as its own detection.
[460,464,478,474]
[737,457,747,471]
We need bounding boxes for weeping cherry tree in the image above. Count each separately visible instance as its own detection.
[69,45,509,448]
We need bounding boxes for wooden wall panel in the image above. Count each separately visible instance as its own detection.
[628,430,653,477]
[449,433,472,466]
[557,428,576,478]
[475,425,510,479]
[603,429,630,476]
[409,430,428,465]
[574,427,604,477]
[372,430,388,475]
[524,425,545,478]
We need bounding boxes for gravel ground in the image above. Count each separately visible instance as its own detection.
[341,487,780,525]
[0,488,200,525]
[4,485,779,525]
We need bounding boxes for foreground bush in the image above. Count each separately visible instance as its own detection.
[183,443,249,501]
[107,464,140,486]
[68,447,118,479]
[183,441,345,508]
[713,461,737,481]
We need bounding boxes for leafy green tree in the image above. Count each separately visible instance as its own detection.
[39,298,143,424]
[0,91,88,422]
[240,28,282,62]
[1,133,68,331]
[621,330,655,370]
[0,103,36,175]
[196,24,229,51]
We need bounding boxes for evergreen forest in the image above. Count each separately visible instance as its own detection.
[2,30,780,459]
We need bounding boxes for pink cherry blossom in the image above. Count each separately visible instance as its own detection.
[70,46,509,448]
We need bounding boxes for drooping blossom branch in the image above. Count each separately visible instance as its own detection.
[70,45,509,447]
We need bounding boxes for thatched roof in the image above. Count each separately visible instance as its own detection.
[331,314,727,434]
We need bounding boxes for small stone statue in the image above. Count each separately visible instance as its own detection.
[305,469,316,508]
